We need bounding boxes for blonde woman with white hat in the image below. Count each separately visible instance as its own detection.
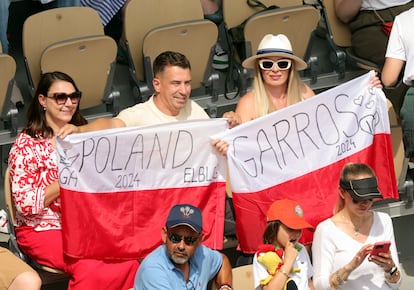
[213,34,315,155]
[214,33,382,154]
[236,33,315,123]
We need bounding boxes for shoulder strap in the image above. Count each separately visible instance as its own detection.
[244,1,279,23]
[247,0,279,12]
[247,0,268,9]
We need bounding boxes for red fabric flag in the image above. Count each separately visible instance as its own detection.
[57,119,228,260]
[213,71,398,254]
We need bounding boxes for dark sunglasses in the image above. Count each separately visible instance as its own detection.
[341,189,374,204]
[352,198,373,204]
[259,59,292,71]
[47,91,82,105]
[168,233,199,246]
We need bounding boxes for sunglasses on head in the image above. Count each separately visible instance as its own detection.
[47,91,82,105]
[259,59,292,71]
[168,233,199,246]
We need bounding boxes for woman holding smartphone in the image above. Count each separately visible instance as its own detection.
[312,163,401,290]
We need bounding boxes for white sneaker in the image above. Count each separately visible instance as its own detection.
[0,209,9,234]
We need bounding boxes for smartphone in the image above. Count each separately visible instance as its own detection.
[370,241,391,257]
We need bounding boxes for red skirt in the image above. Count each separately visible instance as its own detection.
[16,226,139,290]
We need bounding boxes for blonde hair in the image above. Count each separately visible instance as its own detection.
[252,60,303,118]
[334,163,376,213]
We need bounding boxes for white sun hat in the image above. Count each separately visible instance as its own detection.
[242,34,307,71]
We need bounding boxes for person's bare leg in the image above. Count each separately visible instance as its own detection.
[8,271,42,290]
[200,0,219,15]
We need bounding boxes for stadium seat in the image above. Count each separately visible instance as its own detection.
[319,0,379,75]
[0,53,18,136]
[222,0,303,29]
[22,7,118,115]
[223,0,320,95]
[210,264,253,290]
[40,36,118,113]
[242,5,320,61]
[142,20,218,97]
[222,3,320,88]
[4,168,70,285]
[22,7,102,94]
[124,0,217,101]
[232,264,254,290]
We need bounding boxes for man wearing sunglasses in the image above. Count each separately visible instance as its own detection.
[134,204,233,290]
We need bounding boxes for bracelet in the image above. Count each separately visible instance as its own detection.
[279,268,290,278]
[336,271,345,285]
[218,283,233,290]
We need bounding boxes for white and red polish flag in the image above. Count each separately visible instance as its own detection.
[56,119,228,260]
[212,71,398,254]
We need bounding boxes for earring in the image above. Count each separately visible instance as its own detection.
[43,107,46,111]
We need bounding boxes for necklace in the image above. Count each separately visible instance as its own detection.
[353,227,360,236]
[341,215,361,236]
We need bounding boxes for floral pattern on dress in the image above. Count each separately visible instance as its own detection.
[8,132,62,231]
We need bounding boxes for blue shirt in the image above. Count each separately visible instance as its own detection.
[80,0,126,26]
[134,244,222,290]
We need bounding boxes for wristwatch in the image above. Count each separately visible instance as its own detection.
[387,266,399,277]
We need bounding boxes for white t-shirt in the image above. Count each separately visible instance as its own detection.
[116,95,210,126]
[312,211,401,290]
[385,7,414,86]
[360,0,411,10]
[253,243,313,290]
